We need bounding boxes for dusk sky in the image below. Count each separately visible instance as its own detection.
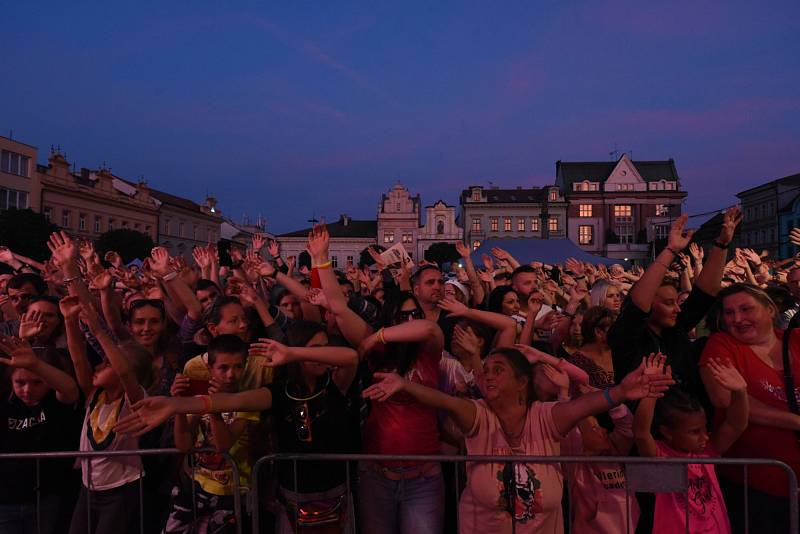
[3,1,799,233]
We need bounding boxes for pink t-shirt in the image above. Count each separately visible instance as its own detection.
[652,441,730,534]
[561,405,640,534]
[363,346,441,464]
[459,400,565,534]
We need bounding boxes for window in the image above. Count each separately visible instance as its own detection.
[145,225,151,235]
[179,222,185,237]
[437,220,444,234]
[331,256,338,268]
[549,216,558,232]
[396,203,400,212]
[616,224,634,244]
[490,217,498,232]
[549,189,558,201]
[383,231,394,243]
[517,218,525,232]
[655,224,670,240]
[579,204,592,217]
[616,183,634,192]
[43,207,52,222]
[578,225,593,245]
[122,221,128,228]
[530,217,539,232]
[79,214,86,231]
[164,220,171,235]
[666,182,676,190]
[1,150,30,177]
[193,226,198,240]
[472,240,481,250]
[471,217,481,232]
[402,232,413,244]
[614,205,633,222]
[503,217,512,232]
[655,204,668,216]
[347,255,354,265]
[134,223,140,230]
[62,210,71,228]
[108,219,115,231]
[0,187,29,210]
[94,216,101,232]
[471,189,481,201]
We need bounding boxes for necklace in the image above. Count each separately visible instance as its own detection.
[285,373,331,402]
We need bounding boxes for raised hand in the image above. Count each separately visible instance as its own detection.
[477,269,494,284]
[18,309,45,339]
[541,363,569,391]
[252,233,267,252]
[113,397,178,436]
[705,358,747,392]
[455,240,471,259]
[791,228,800,247]
[150,247,172,275]
[452,324,481,358]
[718,206,742,246]
[740,248,762,266]
[0,336,39,369]
[667,214,694,253]
[59,295,82,320]
[307,224,330,263]
[47,231,78,266]
[249,338,294,367]
[362,372,405,401]
[481,253,494,272]
[78,301,103,333]
[104,250,123,269]
[513,343,551,364]
[267,239,280,258]
[257,260,276,279]
[688,243,703,262]
[193,246,211,269]
[437,297,469,317]
[619,356,674,401]
[367,247,387,270]
[0,246,14,265]
[238,284,264,307]
[565,258,584,277]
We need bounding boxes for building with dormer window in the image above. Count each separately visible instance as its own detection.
[556,154,686,260]
[459,184,567,251]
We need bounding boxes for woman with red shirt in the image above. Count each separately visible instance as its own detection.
[700,283,800,533]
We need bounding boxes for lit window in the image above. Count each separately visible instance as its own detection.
[589,182,599,191]
[579,205,592,217]
[472,240,481,250]
[616,224,634,244]
[503,217,512,232]
[666,182,676,190]
[402,232,413,244]
[490,217,498,232]
[331,256,338,268]
[471,189,481,201]
[347,255,354,264]
[472,217,481,232]
[549,216,558,232]
[578,225,593,245]
[530,217,539,232]
[384,231,395,243]
[549,189,558,201]
[616,183,634,191]
[62,210,71,228]
[614,205,633,222]
[517,218,525,232]
[656,204,668,216]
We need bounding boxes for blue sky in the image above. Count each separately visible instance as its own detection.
[2,1,799,233]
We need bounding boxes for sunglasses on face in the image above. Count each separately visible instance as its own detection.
[398,308,425,321]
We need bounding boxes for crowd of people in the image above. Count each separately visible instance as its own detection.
[2,207,800,534]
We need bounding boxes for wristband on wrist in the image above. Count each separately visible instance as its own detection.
[315,261,332,270]
[377,327,387,345]
[712,241,729,250]
[63,275,81,284]
[603,387,619,408]
[162,271,179,282]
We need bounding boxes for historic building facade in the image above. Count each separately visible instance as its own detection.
[277,215,377,269]
[459,185,568,250]
[556,154,686,261]
[0,135,36,212]
[736,172,800,258]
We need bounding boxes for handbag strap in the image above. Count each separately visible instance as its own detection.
[781,328,800,416]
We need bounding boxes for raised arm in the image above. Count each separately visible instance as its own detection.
[455,241,485,306]
[630,215,693,312]
[59,296,93,397]
[694,207,741,297]
[704,358,748,453]
[363,371,477,433]
[514,344,589,384]
[552,354,674,439]
[359,317,444,361]
[0,336,79,404]
[437,297,517,347]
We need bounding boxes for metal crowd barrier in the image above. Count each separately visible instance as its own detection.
[0,447,243,534]
[251,453,800,534]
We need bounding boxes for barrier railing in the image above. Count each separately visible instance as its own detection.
[0,448,243,534]
[251,453,800,534]
[1,450,797,534]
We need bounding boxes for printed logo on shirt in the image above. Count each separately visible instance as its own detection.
[8,410,46,430]
[759,379,800,405]
[592,466,627,490]
[494,462,543,524]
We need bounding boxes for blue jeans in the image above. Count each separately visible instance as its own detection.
[358,462,444,534]
[0,495,60,534]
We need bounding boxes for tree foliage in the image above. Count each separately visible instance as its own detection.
[95,229,154,264]
[0,209,58,262]
[424,242,460,266]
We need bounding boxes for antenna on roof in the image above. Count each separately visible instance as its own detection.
[307,212,319,225]
[609,143,619,160]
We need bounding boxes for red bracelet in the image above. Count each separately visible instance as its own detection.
[195,395,212,414]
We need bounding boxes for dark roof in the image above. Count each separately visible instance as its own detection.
[460,187,547,204]
[556,158,679,190]
[473,238,628,267]
[278,217,377,238]
[148,188,203,212]
[737,172,800,199]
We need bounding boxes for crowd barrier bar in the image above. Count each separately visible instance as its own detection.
[251,453,799,534]
[0,448,243,534]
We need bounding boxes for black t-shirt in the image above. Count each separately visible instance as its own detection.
[0,390,82,503]
[607,286,715,399]
[266,374,356,494]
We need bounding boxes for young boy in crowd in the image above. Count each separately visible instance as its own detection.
[164,334,259,534]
